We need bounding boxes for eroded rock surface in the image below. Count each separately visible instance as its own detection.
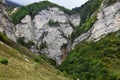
[15,7,80,65]
[72,2,120,49]
[0,0,16,41]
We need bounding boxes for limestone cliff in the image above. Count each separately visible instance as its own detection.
[0,0,16,41]
[15,7,80,65]
[72,2,120,49]
[2,0,120,65]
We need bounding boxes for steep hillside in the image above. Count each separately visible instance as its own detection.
[0,1,16,41]
[0,1,71,80]
[0,32,71,80]
[72,1,120,49]
[1,0,120,79]
[59,0,120,80]
[71,0,103,40]
[59,32,120,80]
[72,0,102,23]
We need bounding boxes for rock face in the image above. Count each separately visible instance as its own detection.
[15,7,80,65]
[72,2,120,49]
[0,0,16,41]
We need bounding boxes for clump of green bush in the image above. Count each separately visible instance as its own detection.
[17,37,34,48]
[104,0,117,6]
[0,32,8,43]
[48,19,60,27]
[34,56,41,63]
[0,57,8,65]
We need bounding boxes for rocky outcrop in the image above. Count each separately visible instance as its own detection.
[0,0,16,41]
[15,7,80,65]
[72,2,120,49]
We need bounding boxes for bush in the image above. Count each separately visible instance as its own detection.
[17,37,34,48]
[104,0,117,6]
[39,42,47,50]
[0,32,8,43]
[34,55,56,65]
[48,19,60,27]
[0,57,8,65]
[34,56,41,63]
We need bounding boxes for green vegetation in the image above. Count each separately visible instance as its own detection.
[49,19,60,26]
[71,11,97,40]
[0,34,71,80]
[72,0,102,23]
[34,55,56,65]
[11,1,75,24]
[0,57,8,65]
[17,37,34,48]
[71,0,102,40]
[59,32,120,80]
[0,32,8,43]
[39,42,47,50]
[104,0,118,6]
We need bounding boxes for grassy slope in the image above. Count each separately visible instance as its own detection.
[0,36,71,80]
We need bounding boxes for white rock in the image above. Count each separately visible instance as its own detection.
[72,2,120,50]
[21,15,31,23]
[15,7,80,64]
[0,3,16,41]
[69,14,81,27]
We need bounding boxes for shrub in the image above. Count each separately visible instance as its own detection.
[104,0,117,6]
[0,32,8,43]
[48,19,60,26]
[0,57,8,65]
[39,42,47,50]
[17,37,34,48]
[34,56,41,63]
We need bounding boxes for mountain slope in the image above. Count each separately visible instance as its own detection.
[11,1,80,65]
[59,32,120,80]
[0,32,71,80]
[6,0,22,7]
[58,0,120,80]
[0,1,71,80]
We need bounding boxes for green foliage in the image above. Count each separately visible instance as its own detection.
[40,55,56,65]
[0,32,9,43]
[73,0,102,23]
[17,37,34,48]
[34,55,56,65]
[34,56,42,63]
[0,57,8,65]
[71,11,97,40]
[104,0,118,6]
[61,43,67,50]
[63,71,68,77]
[48,19,60,26]
[59,32,120,80]
[39,42,47,50]
[71,0,102,40]
[11,1,75,24]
